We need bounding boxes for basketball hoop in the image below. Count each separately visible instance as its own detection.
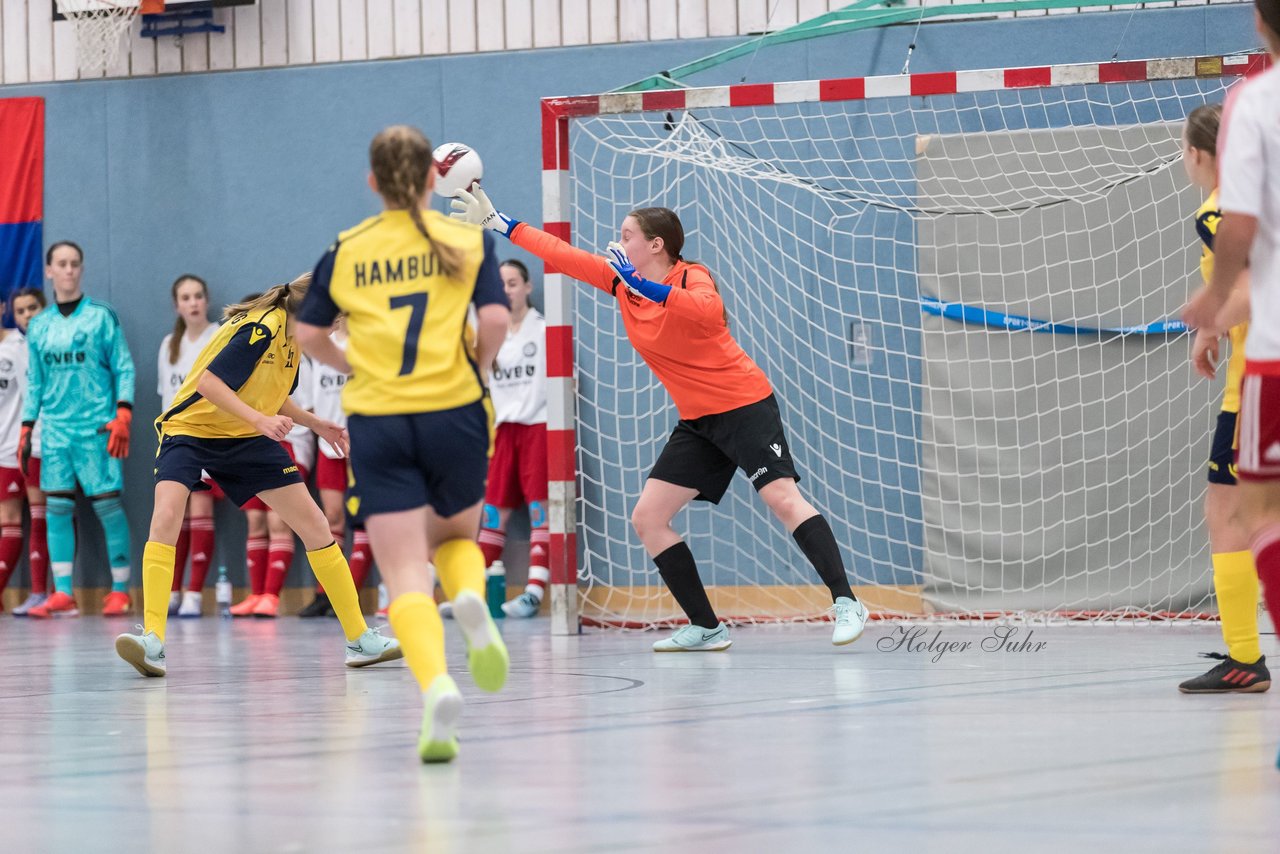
[59,0,164,75]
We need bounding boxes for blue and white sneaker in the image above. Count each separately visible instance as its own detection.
[501,592,542,619]
[652,623,732,652]
[116,628,167,677]
[167,591,181,616]
[345,626,404,668]
[12,592,47,616]
[832,596,868,646]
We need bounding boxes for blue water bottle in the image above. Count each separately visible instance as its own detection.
[486,561,506,619]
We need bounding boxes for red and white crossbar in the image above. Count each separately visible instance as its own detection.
[538,51,1266,635]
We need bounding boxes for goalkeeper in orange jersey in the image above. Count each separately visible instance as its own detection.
[452,188,869,651]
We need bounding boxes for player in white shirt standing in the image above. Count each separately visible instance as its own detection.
[10,288,49,616]
[479,260,550,618]
[157,275,220,617]
[1183,0,1280,768]
[0,293,33,610]
[298,316,373,618]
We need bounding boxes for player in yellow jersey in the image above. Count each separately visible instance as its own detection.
[297,125,510,763]
[1179,102,1269,694]
[114,275,403,677]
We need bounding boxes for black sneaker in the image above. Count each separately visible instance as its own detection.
[1178,652,1271,694]
[298,593,334,618]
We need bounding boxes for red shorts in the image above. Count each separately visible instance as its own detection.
[1237,368,1280,481]
[242,443,307,511]
[484,422,548,509]
[27,456,40,491]
[315,453,348,493]
[0,466,24,499]
[201,473,227,500]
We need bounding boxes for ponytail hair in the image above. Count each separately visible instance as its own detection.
[369,125,467,280]
[222,272,311,321]
[167,274,210,365]
[1184,103,1222,157]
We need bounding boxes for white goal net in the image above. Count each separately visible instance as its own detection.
[551,55,1262,627]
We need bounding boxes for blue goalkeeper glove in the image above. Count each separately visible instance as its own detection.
[606,242,671,304]
[449,187,520,239]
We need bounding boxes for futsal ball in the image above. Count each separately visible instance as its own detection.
[432,143,484,198]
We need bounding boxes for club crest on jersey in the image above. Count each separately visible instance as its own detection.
[249,326,269,345]
[0,359,13,372]
[523,342,537,357]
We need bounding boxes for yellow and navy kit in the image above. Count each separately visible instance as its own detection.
[1196,189,1248,414]
[157,306,301,439]
[298,209,506,417]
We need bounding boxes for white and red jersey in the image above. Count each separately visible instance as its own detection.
[0,331,29,462]
[285,356,316,473]
[157,323,219,411]
[1220,66,1280,362]
[311,335,349,460]
[490,309,547,426]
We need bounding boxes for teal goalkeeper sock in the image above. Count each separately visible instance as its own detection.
[47,496,76,596]
[92,495,132,592]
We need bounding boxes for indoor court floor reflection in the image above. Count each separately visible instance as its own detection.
[1,617,1277,853]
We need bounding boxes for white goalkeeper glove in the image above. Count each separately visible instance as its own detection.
[449,187,520,239]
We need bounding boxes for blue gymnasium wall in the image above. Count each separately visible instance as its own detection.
[0,2,1258,589]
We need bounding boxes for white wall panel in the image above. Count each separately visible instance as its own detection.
[0,0,1239,85]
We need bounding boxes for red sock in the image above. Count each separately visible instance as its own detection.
[1249,524,1280,627]
[28,504,47,595]
[0,525,21,594]
[528,525,550,597]
[349,528,371,589]
[173,519,192,591]
[247,536,269,596]
[188,516,214,591]
[265,539,295,597]
[478,526,506,567]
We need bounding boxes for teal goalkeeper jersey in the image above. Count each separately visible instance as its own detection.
[23,295,136,445]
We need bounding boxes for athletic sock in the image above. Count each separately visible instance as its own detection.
[792,515,855,602]
[478,525,506,567]
[525,566,549,601]
[349,527,371,589]
[92,495,132,593]
[434,539,485,603]
[187,516,214,591]
[306,542,366,641]
[143,541,176,642]
[1213,550,1262,664]
[528,524,549,600]
[388,592,447,691]
[246,536,268,595]
[172,519,191,592]
[47,496,75,596]
[28,503,48,595]
[264,539,294,597]
[0,524,21,594]
[653,541,718,630]
[1249,525,1280,647]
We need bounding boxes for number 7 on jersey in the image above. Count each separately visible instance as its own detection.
[389,293,429,376]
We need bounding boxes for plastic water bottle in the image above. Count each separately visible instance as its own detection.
[215,565,232,617]
[486,561,507,619]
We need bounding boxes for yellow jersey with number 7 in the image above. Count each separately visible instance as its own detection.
[299,208,506,417]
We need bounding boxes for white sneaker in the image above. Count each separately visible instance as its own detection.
[178,590,203,618]
[653,623,732,652]
[345,626,404,668]
[167,590,181,616]
[418,674,464,763]
[501,592,542,618]
[12,592,47,616]
[832,596,868,646]
[438,600,454,620]
[451,590,509,693]
[116,628,167,677]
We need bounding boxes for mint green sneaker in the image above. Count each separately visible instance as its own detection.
[451,590,509,692]
[653,623,732,652]
[116,628,167,677]
[832,597,869,646]
[418,674,464,763]
[345,626,404,668]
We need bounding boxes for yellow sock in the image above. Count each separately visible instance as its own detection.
[143,541,176,642]
[388,592,447,692]
[434,539,486,603]
[1213,550,1263,664]
[306,542,367,642]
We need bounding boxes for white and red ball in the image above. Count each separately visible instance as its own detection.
[432,142,484,198]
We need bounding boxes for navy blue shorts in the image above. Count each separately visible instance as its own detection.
[347,400,491,518]
[155,434,304,508]
[1207,410,1239,486]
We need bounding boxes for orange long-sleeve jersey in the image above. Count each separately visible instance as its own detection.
[512,223,773,420]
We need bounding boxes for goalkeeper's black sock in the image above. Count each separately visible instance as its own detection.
[653,541,719,630]
[793,515,856,602]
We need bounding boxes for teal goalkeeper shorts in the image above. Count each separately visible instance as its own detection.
[40,432,123,496]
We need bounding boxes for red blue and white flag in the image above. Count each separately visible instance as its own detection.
[0,97,44,301]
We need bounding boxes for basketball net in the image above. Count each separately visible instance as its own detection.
[62,0,163,76]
